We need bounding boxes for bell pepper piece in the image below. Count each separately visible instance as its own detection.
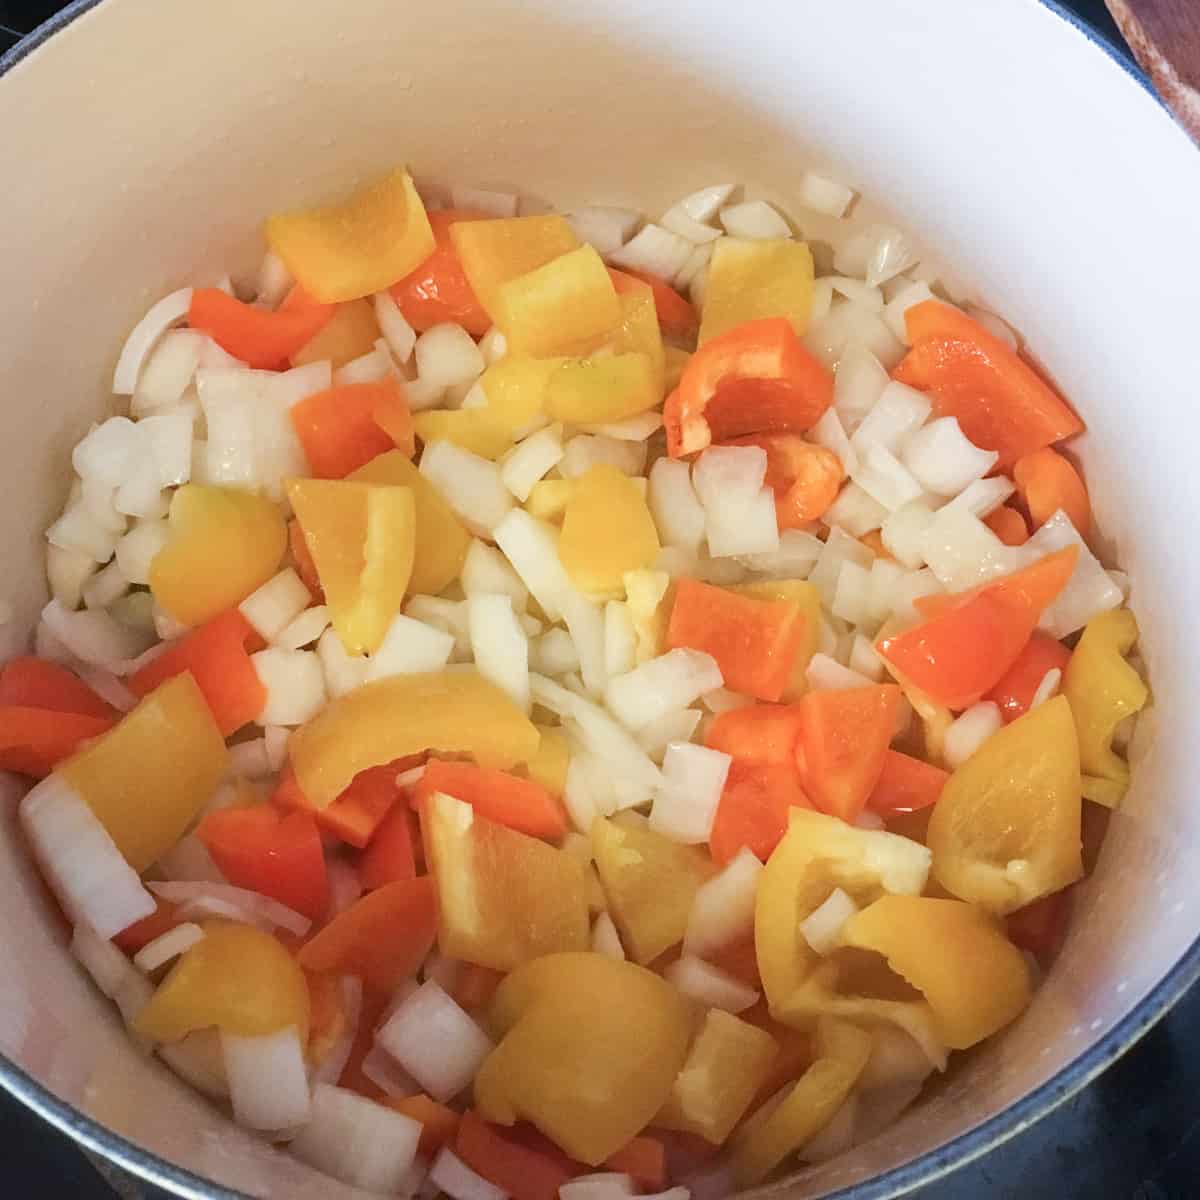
[709,762,810,867]
[474,356,565,436]
[1005,888,1071,966]
[135,921,310,1042]
[611,278,667,390]
[521,725,569,796]
[286,477,415,655]
[842,895,1032,1049]
[893,301,1085,470]
[357,801,417,890]
[927,695,1082,914]
[306,969,353,1069]
[113,898,182,954]
[475,952,692,1165]
[609,266,698,341]
[412,409,515,460]
[698,238,816,345]
[421,790,587,970]
[456,1111,575,1200]
[877,547,1078,711]
[385,1094,461,1157]
[59,674,226,871]
[656,1009,778,1144]
[866,750,948,815]
[149,485,288,629]
[297,877,437,993]
[290,669,540,809]
[1013,446,1090,535]
[288,519,323,598]
[795,685,900,823]
[391,209,492,336]
[416,758,567,840]
[985,632,1072,724]
[289,297,382,367]
[559,465,661,596]
[0,707,115,778]
[624,568,673,662]
[274,761,403,848]
[544,354,660,424]
[196,806,329,921]
[706,703,805,768]
[1061,609,1148,801]
[266,167,435,303]
[984,504,1030,546]
[666,318,833,457]
[453,963,505,1013]
[0,657,114,719]
[734,579,822,702]
[666,578,804,702]
[188,287,333,371]
[128,608,266,736]
[728,433,844,528]
[603,1138,667,1190]
[291,378,414,480]
[591,816,713,964]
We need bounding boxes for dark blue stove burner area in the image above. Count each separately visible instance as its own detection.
[0,1,1194,1197]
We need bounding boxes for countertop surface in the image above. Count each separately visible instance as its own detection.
[0,1,1195,1197]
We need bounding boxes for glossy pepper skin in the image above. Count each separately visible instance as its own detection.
[474,952,692,1165]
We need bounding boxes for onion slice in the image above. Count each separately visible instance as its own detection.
[221,1025,312,1131]
[147,880,311,938]
[112,288,194,395]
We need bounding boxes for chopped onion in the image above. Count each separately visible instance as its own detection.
[609,223,693,280]
[602,601,638,679]
[636,708,703,762]
[692,445,766,514]
[47,543,96,609]
[376,980,493,1102]
[831,560,874,626]
[942,474,1016,519]
[361,1041,421,1099]
[113,454,168,520]
[883,281,936,344]
[560,434,646,479]
[254,250,292,308]
[675,183,738,224]
[156,832,226,884]
[964,303,1019,350]
[944,702,1003,769]
[1031,667,1062,709]
[706,486,779,558]
[239,568,311,641]
[561,1175,637,1200]
[848,634,885,681]
[415,323,485,390]
[113,288,193,394]
[660,204,724,244]
[852,444,925,512]
[665,955,758,1013]
[562,593,608,696]
[132,334,204,418]
[228,738,272,779]
[801,887,859,955]
[565,206,643,256]
[851,381,931,454]
[81,559,129,610]
[405,375,446,412]
[684,847,762,958]
[649,742,731,844]
[808,277,835,323]
[700,687,752,715]
[134,923,205,973]
[366,614,456,682]
[921,504,1017,592]
[500,429,564,501]
[75,665,137,713]
[830,277,883,311]
[22,775,156,938]
[478,327,508,366]
[73,418,140,488]
[404,596,472,661]
[529,627,581,677]
[674,241,715,291]
[291,1084,421,1192]
[250,648,326,726]
[648,458,706,553]
[420,441,514,537]
[450,185,519,217]
[808,528,875,606]
[197,367,259,488]
[334,345,395,386]
[799,1094,858,1164]
[46,501,123,564]
[900,417,998,497]
[605,649,723,731]
[313,976,363,1087]
[72,922,140,999]
[591,912,626,960]
[867,228,918,288]
[429,1149,507,1200]
[40,598,153,671]
[467,593,530,711]
[889,568,944,625]
[580,410,664,442]
[275,605,331,650]
[811,408,858,476]
[824,482,886,538]
[563,755,601,832]
[719,202,791,240]
[317,628,368,698]
[492,510,574,620]
[736,528,823,579]
[1024,510,1123,638]
[796,172,855,218]
[139,409,194,487]
[880,500,938,569]
[805,652,875,692]
[374,291,418,364]
[865,558,907,625]
[149,881,311,938]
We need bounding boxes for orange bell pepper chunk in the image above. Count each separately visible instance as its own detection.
[291,378,415,480]
[879,548,1078,711]
[709,763,810,866]
[197,806,330,921]
[0,656,115,719]
[297,877,437,994]
[1013,446,1091,536]
[385,1094,462,1156]
[274,761,403,849]
[188,286,333,370]
[357,800,417,890]
[664,318,833,457]
[391,209,492,336]
[128,608,265,737]
[288,518,324,599]
[453,963,505,1012]
[337,985,390,1100]
[112,898,182,954]
[985,632,1072,724]
[609,267,698,341]
[893,301,1084,470]
[705,704,805,768]
[727,433,844,528]
[0,707,115,778]
[795,685,901,823]
[415,758,568,841]
[1005,887,1072,966]
[866,749,948,816]
[984,504,1029,546]
[456,1111,576,1200]
[604,1136,667,1191]
[666,578,805,702]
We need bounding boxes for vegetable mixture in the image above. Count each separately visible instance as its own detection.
[11,165,1148,1198]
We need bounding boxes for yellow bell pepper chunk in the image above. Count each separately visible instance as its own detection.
[522,724,569,795]
[545,354,660,424]
[611,281,666,392]
[59,674,226,872]
[412,410,514,460]
[291,298,381,368]
[756,808,931,1016]
[149,485,287,629]
[842,896,1032,1050]
[699,238,815,345]
[664,345,691,393]
[736,579,821,701]
[560,466,661,597]
[479,356,568,436]
[290,669,540,808]
[494,245,623,358]
[525,479,575,524]
[656,1009,778,1144]
[591,816,712,964]
[475,952,692,1164]
[348,450,470,596]
[451,215,580,320]
[286,478,415,655]
[1061,609,1148,804]
[731,1017,870,1186]
[624,569,672,662]
[927,695,1082,915]
[265,167,435,304]
[423,791,588,971]
[134,922,310,1043]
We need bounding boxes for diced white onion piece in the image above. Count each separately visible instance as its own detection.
[665,955,758,1014]
[799,1095,859,1165]
[609,223,693,280]
[660,204,724,244]
[650,742,731,844]
[824,483,886,538]
[373,291,418,364]
[450,185,519,217]
[500,429,564,501]
[21,775,156,938]
[860,1026,938,1091]
[648,459,706,553]
[701,687,753,715]
[1031,667,1063,710]
[420,441,514,537]
[719,202,791,240]
[46,500,123,564]
[405,596,471,661]
[156,831,225,884]
[317,628,368,697]
[831,560,874,626]
[275,605,330,650]
[360,1042,420,1099]
[334,346,395,386]
[900,417,998,497]
[808,277,835,324]
[675,241,715,291]
[865,558,907,625]
[478,326,508,366]
[706,486,779,558]
[529,627,581,677]
[736,528,823,579]
[71,922,141,1000]
[75,665,137,713]
[251,648,326,726]
[366,614,456,682]
[964,303,1019,350]
[684,847,762,958]
[254,250,292,308]
[810,407,858,476]
[852,444,925,513]
[800,887,860,955]
[889,568,944,625]
[140,410,195,487]
[880,501,938,569]
[376,980,494,1102]
[196,368,259,488]
[229,737,273,779]
[563,755,601,832]
[238,568,311,641]
[563,593,608,697]
[591,912,626,960]
[459,541,529,609]
[692,445,767,514]
[565,206,643,256]
[604,601,638,679]
[944,702,1003,768]
[829,277,884,311]
[47,543,97,609]
[430,1149,508,1200]
[605,649,723,731]
[81,559,129,610]
[806,652,874,692]
[688,263,710,308]
[943,475,1016,520]
[883,281,936,344]
[113,288,193,394]
[73,418,140,488]
[866,228,918,288]
[113,453,167,520]
[40,598,153,670]
[797,172,855,218]
[414,323,485,391]
[133,924,206,974]
[312,976,363,1087]
[560,435,646,479]
[1025,511,1123,638]
[677,184,738,224]
[467,593,530,711]
[131,330,205,414]
[492,509,573,621]
[149,881,311,937]
[291,1084,421,1192]
[921,505,1016,592]
[808,528,875,606]
[580,410,664,441]
[851,381,931,454]
[636,708,703,762]
[196,334,245,370]
[848,634,885,681]
[561,1176,637,1200]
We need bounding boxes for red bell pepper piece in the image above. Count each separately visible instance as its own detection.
[893,301,1084,470]
[666,577,804,702]
[188,286,333,370]
[197,805,329,921]
[391,209,492,337]
[726,433,844,528]
[1013,446,1091,536]
[795,685,900,823]
[128,609,265,736]
[452,963,504,1012]
[414,758,567,841]
[385,1094,462,1156]
[273,761,404,849]
[357,801,417,890]
[664,318,833,457]
[705,704,805,767]
[866,750,948,815]
[984,505,1029,546]
[112,898,182,953]
[0,707,115,778]
[605,1137,668,1191]
[456,1111,576,1200]
[609,267,698,341]
[0,656,115,719]
[984,632,1072,724]
[1006,888,1071,965]
[338,985,391,1100]
[709,762,810,866]
[290,378,415,479]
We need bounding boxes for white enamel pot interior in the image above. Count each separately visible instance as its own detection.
[1,1,1198,1197]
